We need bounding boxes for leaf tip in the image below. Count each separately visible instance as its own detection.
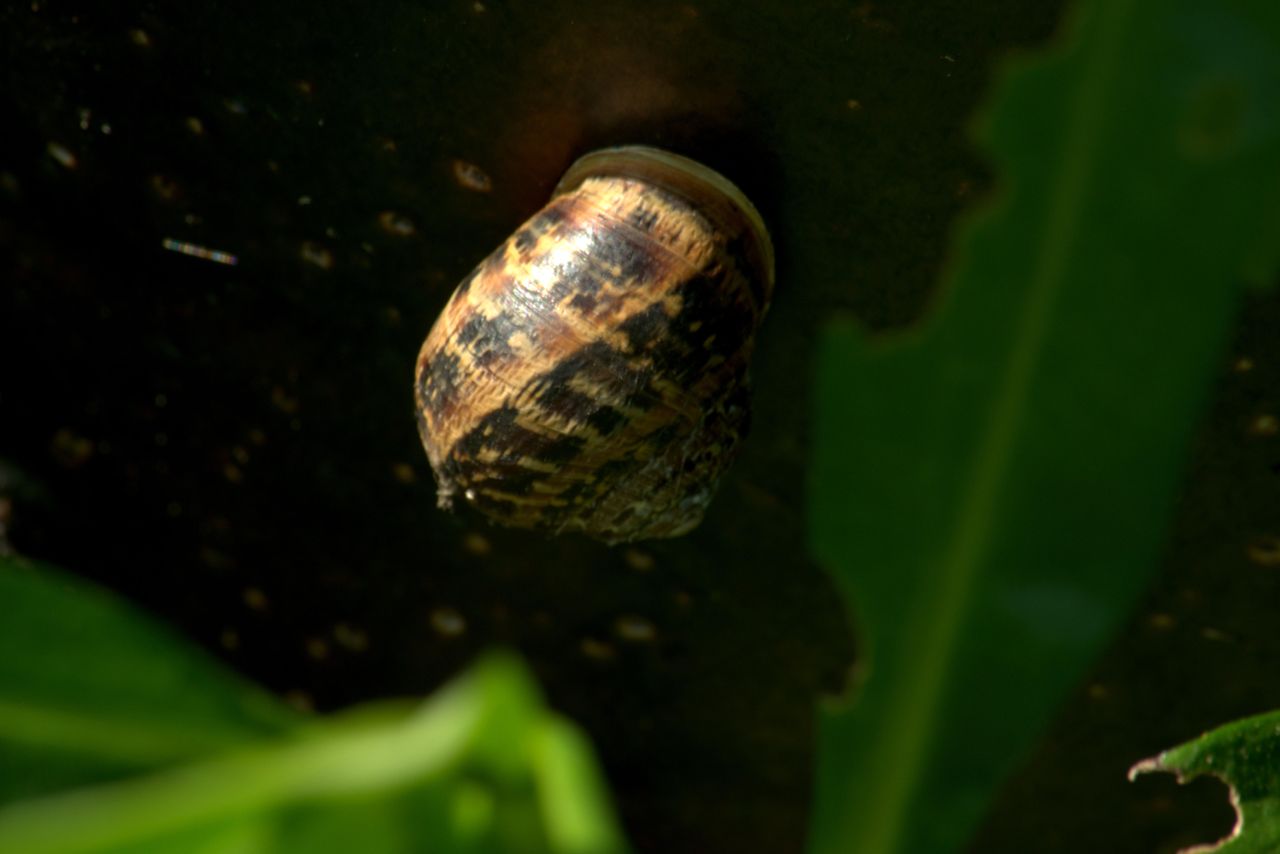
[1126,753,1170,784]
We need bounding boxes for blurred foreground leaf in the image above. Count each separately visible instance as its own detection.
[808,1,1280,853]
[0,556,302,802]
[1129,708,1280,853]
[0,557,626,853]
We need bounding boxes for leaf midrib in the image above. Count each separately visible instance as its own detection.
[850,3,1137,851]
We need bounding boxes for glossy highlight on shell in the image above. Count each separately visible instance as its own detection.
[414,145,774,544]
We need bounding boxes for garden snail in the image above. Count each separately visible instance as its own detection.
[414,145,774,544]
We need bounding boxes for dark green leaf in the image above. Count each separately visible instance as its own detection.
[808,1,1280,852]
[0,556,300,800]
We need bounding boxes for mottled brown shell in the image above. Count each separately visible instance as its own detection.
[414,145,774,544]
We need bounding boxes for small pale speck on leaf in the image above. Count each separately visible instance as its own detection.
[1246,534,1280,566]
[333,622,369,652]
[1247,413,1278,437]
[624,548,655,572]
[580,637,616,661]
[285,691,314,713]
[200,548,234,570]
[271,386,300,414]
[243,586,269,612]
[149,173,180,202]
[462,532,492,556]
[430,607,467,638]
[305,637,330,661]
[453,159,493,193]
[50,428,94,468]
[378,210,417,237]
[46,142,77,170]
[614,615,657,643]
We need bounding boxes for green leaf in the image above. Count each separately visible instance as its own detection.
[807,1,1280,853]
[1129,708,1280,853]
[0,558,628,853]
[530,718,627,854]
[0,556,301,800]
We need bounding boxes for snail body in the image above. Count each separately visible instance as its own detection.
[414,145,774,544]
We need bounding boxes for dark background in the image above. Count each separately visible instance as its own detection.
[2,1,1276,851]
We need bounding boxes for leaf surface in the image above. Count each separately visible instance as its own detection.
[0,557,301,800]
[0,557,627,853]
[808,1,1280,852]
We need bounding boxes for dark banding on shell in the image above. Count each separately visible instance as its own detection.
[414,145,774,544]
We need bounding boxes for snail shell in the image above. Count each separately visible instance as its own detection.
[414,145,774,544]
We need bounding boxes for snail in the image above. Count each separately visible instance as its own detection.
[414,145,774,545]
